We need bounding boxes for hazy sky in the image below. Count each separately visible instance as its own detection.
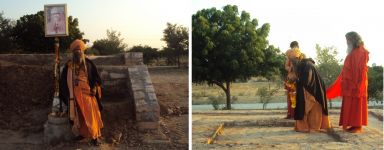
[0,0,190,49]
[1,1,383,66]
[193,0,383,66]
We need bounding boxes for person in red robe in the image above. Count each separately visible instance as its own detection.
[284,79,295,119]
[326,31,369,133]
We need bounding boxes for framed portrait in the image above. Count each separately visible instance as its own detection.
[44,4,69,37]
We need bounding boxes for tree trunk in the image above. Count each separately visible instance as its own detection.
[177,51,180,68]
[225,81,231,110]
[268,81,270,91]
[213,81,231,110]
[329,101,333,109]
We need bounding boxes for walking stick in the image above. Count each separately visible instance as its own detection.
[53,37,63,113]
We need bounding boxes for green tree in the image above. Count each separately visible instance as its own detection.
[0,12,16,53]
[162,22,188,68]
[315,44,342,108]
[84,47,100,55]
[315,44,342,87]
[368,66,383,103]
[11,11,86,53]
[92,29,127,55]
[192,5,283,109]
[160,47,176,65]
[129,45,159,64]
[256,87,278,110]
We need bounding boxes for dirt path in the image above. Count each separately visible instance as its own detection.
[192,109,383,150]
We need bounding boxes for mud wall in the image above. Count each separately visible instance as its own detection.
[0,52,143,102]
[0,52,154,131]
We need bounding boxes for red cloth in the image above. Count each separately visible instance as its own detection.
[326,45,369,126]
[284,82,295,118]
[339,96,368,126]
[286,92,295,117]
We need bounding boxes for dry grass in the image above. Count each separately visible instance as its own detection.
[192,78,287,105]
[149,67,189,107]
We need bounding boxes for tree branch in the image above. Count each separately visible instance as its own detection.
[211,80,227,92]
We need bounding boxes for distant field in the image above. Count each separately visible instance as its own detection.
[147,56,188,66]
[192,78,346,105]
[192,78,288,105]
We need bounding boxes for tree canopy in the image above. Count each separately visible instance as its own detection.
[315,44,342,87]
[192,5,284,109]
[8,11,86,53]
[0,12,15,53]
[162,22,188,67]
[368,66,383,102]
[92,29,127,55]
[129,45,159,64]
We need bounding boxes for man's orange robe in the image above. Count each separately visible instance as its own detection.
[60,59,104,139]
[69,66,103,139]
[326,45,369,127]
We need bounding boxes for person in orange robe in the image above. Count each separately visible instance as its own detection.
[284,41,302,119]
[59,39,104,145]
[326,31,369,133]
[285,41,331,132]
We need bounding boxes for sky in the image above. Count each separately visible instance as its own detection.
[1,0,383,66]
[192,0,384,66]
[0,0,190,49]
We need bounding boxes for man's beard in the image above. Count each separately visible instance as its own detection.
[347,43,353,54]
[73,53,84,65]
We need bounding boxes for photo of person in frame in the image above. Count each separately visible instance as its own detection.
[45,4,68,36]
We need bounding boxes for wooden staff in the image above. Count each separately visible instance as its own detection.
[53,37,62,112]
[207,123,224,144]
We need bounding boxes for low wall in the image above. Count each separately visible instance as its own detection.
[0,65,53,130]
[0,52,143,66]
[0,52,159,131]
[0,52,144,102]
[128,65,160,130]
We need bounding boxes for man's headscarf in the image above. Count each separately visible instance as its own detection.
[286,47,304,61]
[70,39,86,52]
[286,47,306,81]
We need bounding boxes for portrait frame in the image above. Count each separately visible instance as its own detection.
[44,4,69,37]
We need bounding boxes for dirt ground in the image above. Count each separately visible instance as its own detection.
[192,109,383,150]
[0,64,189,150]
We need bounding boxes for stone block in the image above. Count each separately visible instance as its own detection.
[135,105,152,112]
[110,73,126,79]
[137,122,159,131]
[145,86,155,93]
[100,70,109,80]
[124,52,143,66]
[89,54,125,65]
[148,93,158,102]
[136,111,160,122]
[134,91,146,100]
[44,115,74,145]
